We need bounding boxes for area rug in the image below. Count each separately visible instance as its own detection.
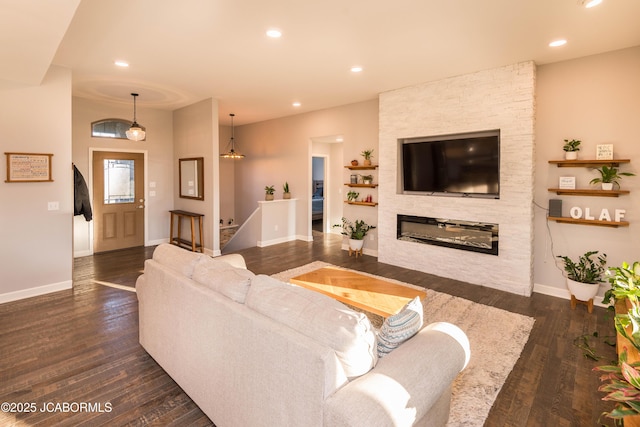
[272,261,535,427]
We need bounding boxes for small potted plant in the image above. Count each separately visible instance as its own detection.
[593,350,640,422]
[264,185,275,201]
[347,190,359,202]
[557,250,607,308]
[283,182,291,199]
[351,159,359,166]
[333,217,376,254]
[590,165,635,190]
[563,139,581,160]
[361,174,373,185]
[361,149,374,166]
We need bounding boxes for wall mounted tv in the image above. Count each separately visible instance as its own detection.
[399,129,500,199]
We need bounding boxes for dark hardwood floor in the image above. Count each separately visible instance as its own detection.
[0,234,617,426]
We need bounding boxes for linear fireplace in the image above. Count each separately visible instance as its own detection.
[397,215,499,255]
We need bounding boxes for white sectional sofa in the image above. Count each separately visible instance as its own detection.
[136,243,469,427]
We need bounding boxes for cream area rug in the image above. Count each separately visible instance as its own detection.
[272,261,535,427]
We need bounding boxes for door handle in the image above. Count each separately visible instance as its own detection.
[138,205,145,209]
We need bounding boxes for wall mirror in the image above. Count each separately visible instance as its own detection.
[179,157,204,200]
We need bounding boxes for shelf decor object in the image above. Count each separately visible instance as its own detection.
[596,144,614,160]
[5,152,53,183]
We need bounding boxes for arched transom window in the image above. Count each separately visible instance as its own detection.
[91,119,145,139]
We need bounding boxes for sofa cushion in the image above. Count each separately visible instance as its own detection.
[246,275,377,378]
[377,296,423,358]
[192,258,254,303]
[152,243,205,278]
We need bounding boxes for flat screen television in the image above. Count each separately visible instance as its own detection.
[400,130,500,198]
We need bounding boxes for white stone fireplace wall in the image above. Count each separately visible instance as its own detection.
[378,62,536,296]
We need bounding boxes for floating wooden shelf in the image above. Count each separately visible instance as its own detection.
[345,165,378,170]
[345,201,378,207]
[548,188,630,197]
[547,216,629,228]
[345,183,378,188]
[549,159,631,167]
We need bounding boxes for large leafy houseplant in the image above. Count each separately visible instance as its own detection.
[557,250,607,284]
[594,349,640,422]
[604,262,640,353]
[333,217,376,240]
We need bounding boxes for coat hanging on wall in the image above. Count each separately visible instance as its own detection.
[73,164,93,221]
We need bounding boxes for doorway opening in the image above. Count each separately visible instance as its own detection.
[312,156,325,234]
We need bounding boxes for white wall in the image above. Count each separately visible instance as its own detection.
[378,62,536,296]
[534,46,640,299]
[72,96,175,256]
[219,124,236,226]
[0,66,74,301]
[173,98,220,255]
[235,100,379,246]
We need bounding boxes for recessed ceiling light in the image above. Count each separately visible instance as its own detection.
[583,0,602,8]
[292,102,301,107]
[350,66,363,73]
[115,60,129,67]
[549,39,567,47]
[266,29,282,38]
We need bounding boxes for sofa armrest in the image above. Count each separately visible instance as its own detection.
[324,322,469,427]
[214,253,247,269]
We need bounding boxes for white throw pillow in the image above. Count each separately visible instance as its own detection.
[377,296,424,358]
[192,258,254,303]
[246,275,378,378]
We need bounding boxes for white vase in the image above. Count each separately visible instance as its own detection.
[566,278,599,301]
[601,182,614,190]
[348,239,364,251]
[565,151,578,160]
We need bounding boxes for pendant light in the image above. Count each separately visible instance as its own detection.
[126,93,146,141]
[220,113,245,159]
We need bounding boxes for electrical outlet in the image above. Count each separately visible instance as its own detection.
[47,201,59,211]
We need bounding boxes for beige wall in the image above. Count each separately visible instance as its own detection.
[173,98,220,255]
[234,100,379,247]
[72,96,175,256]
[0,66,73,301]
[534,46,640,298]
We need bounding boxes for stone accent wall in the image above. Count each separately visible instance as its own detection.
[378,62,536,296]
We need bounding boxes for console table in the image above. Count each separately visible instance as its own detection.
[169,210,204,252]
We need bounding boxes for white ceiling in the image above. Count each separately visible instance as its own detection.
[2,0,640,125]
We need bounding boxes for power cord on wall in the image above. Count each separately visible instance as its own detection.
[532,199,566,276]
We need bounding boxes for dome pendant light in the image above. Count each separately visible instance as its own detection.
[126,93,146,141]
[220,113,245,159]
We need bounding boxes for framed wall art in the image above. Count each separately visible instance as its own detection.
[5,152,54,183]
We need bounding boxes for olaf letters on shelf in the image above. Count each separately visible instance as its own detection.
[569,206,626,222]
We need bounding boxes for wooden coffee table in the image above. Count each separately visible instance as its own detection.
[290,266,426,318]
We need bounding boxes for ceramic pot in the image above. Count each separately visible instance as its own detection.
[363,159,372,166]
[265,194,274,201]
[348,239,364,251]
[283,192,291,199]
[566,278,599,301]
[601,183,614,190]
[565,151,578,160]
[351,160,359,166]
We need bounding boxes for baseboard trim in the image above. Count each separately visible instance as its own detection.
[533,282,607,308]
[0,280,72,304]
[74,249,93,258]
[257,235,297,247]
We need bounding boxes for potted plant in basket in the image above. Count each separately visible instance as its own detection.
[361,149,374,166]
[590,165,635,190]
[557,250,607,308]
[563,139,581,160]
[264,185,275,201]
[333,217,376,253]
[283,182,291,199]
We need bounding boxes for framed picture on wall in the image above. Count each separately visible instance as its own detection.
[596,144,614,160]
[4,152,54,183]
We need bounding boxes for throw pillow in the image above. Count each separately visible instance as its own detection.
[152,243,206,278]
[246,274,378,378]
[377,296,423,358]
[192,258,255,303]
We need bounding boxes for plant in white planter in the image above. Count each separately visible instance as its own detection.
[264,185,275,201]
[563,139,581,160]
[557,250,607,309]
[590,165,635,190]
[333,217,376,254]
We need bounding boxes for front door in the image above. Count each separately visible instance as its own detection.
[92,151,145,253]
